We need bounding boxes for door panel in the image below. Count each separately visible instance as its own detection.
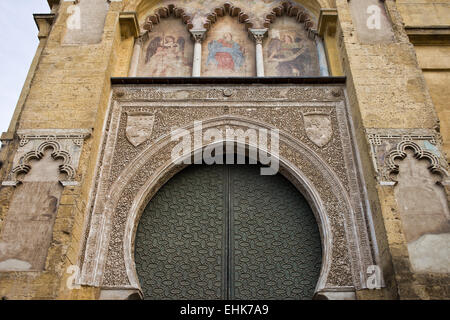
[135,164,322,300]
[135,165,226,299]
[231,165,322,300]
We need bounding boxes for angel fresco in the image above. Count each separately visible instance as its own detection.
[206,33,245,72]
[266,32,312,76]
[145,35,190,76]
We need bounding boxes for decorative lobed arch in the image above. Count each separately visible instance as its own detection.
[79,112,375,300]
[128,1,329,77]
[202,3,254,30]
[125,0,332,21]
[142,4,194,32]
[263,0,317,32]
[11,141,75,181]
[386,140,449,181]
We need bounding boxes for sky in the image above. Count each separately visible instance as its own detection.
[0,1,50,133]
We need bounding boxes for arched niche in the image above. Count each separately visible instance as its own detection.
[80,114,374,300]
[134,160,323,300]
[0,146,67,272]
[386,141,450,274]
[201,12,256,77]
[136,6,194,76]
[0,130,89,272]
[263,3,321,76]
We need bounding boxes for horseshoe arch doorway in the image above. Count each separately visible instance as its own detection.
[134,164,322,300]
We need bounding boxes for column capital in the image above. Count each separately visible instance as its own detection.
[249,28,268,44]
[190,29,207,43]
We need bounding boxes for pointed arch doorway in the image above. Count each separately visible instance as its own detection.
[134,163,322,300]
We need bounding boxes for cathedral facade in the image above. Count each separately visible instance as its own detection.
[0,0,449,300]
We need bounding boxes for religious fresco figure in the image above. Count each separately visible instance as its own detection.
[266,32,312,76]
[144,34,190,76]
[206,33,245,72]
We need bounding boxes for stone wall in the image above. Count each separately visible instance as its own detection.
[0,0,448,300]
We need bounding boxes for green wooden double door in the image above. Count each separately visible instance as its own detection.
[135,164,322,300]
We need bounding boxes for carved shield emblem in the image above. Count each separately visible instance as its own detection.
[303,113,333,148]
[126,112,155,147]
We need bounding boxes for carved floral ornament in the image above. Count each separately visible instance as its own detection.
[2,129,91,187]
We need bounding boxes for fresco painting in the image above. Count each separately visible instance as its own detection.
[264,18,320,77]
[138,18,193,77]
[202,16,255,77]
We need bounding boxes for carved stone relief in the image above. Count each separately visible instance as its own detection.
[79,84,377,298]
[302,110,333,148]
[125,112,155,147]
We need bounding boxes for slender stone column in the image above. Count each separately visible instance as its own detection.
[190,29,207,77]
[129,36,143,77]
[315,36,330,77]
[249,29,268,77]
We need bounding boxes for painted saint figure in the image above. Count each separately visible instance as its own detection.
[207,33,245,72]
[267,33,311,76]
[145,35,189,76]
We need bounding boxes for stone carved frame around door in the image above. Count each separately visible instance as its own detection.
[78,78,378,300]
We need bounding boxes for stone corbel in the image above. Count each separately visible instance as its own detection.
[1,129,91,187]
[47,0,60,10]
[190,29,207,77]
[119,12,139,39]
[249,29,268,77]
[33,13,56,39]
[318,8,338,38]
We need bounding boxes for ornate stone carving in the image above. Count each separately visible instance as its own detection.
[366,129,448,185]
[203,3,254,30]
[2,129,91,186]
[190,29,207,43]
[262,1,317,35]
[125,112,155,147]
[249,28,268,44]
[79,84,376,298]
[302,110,333,148]
[143,5,194,32]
